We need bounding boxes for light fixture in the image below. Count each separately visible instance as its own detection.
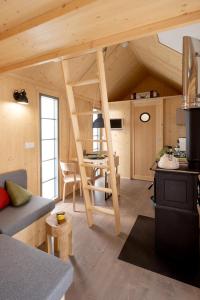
[93,114,104,128]
[121,41,129,48]
[13,89,29,104]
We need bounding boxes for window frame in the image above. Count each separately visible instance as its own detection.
[39,93,60,200]
[92,110,101,153]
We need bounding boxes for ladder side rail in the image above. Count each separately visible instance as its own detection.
[96,50,121,235]
[62,60,93,227]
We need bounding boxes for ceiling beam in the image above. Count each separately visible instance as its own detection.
[0,0,96,42]
[1,9,200,73]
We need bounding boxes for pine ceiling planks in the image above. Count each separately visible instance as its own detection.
[130,35,182,89]
[0,0,199,72]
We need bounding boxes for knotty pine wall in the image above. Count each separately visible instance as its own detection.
[163,95,186,146]
[130,75,180,98]
[109,100,131,178]
[0,73,92,198]
[109,96,185,179]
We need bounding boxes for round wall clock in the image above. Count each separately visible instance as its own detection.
[140,112,150,123]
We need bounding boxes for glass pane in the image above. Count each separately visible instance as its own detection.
[42,160,55,182]
[93,113,98,121]
[40,95,59,199]
[93,128,98,135]
[41,96,55,119]
[42,140,55,161]
[42,179,55,199]
[41,119,55,139]
[93,142,98,150]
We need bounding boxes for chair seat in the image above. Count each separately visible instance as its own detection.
[64,175,92,184]
[64,174,81,183]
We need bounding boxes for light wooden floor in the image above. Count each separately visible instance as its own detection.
[55,178,200,300]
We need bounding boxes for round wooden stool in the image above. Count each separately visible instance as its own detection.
[46,213,72,261]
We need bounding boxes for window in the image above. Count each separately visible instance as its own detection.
[140,112,151,123]
[93,110,101,152]
[40,94,59,199]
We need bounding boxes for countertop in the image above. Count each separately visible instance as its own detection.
[151,161,200,175]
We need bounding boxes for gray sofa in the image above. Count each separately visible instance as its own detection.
[0,169,55,236]
[0,170,73,300]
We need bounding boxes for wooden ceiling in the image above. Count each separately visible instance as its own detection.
[13,35,181,100]
[0,0,200,73]
[13,44,147,100]
[130,35,182,90]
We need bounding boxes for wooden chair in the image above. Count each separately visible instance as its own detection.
[60,161,93,211]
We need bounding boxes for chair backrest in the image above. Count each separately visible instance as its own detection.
[60,162,77,177]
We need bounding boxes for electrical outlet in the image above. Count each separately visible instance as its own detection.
[25,142,35,149]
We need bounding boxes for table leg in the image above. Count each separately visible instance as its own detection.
[59,236,69,261]
[47,235,54,255]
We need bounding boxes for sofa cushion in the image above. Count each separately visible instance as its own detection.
[0,188,10,210]
[0,195,55,236]
[0,170,27,189]
[6,180,32,207]
[0,234,73,300]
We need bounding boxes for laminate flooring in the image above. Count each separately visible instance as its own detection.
[55,178,200,300]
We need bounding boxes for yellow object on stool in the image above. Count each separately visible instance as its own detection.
[56,211,66,224]
[46,212,72,261]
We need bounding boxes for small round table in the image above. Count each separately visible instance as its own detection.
[46,213,72,261]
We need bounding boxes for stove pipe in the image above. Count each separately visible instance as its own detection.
[182,36,200,170]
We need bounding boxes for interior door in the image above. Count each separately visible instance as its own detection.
[132,99,163,181]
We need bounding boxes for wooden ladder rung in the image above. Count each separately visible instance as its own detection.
[68,78,99,87]
[92,206,114,215]
[76,139,107,143]
[72,111,102,116]
[80,163,109,169]
[84,185,112,193]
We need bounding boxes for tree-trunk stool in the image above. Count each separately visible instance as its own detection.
[46,213,72,262]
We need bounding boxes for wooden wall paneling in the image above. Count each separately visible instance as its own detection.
[107,46,147,101]
[13,62,66,92]
[130,35,182,90]
[156,99,164,154]
[0,1,200,72]
[163,95,186,146]
[0,75,39,194]
[13,213,50,247]
[132,98,163,181]
[109,100,131,178]
[67,45,146,102]
[131,74,180,98]
[0,73,69,199]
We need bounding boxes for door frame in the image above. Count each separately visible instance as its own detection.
[131,98,163,181]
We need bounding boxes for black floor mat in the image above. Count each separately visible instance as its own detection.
[119,215,200,288]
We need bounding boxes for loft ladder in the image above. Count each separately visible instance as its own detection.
[62,50,121,235]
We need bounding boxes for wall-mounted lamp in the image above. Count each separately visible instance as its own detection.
[93,114,104,128]
[13,89,29,104]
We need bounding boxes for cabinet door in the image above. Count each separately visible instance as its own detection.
[132,99,163,181]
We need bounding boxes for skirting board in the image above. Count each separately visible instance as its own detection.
[132,175,153,181]
[12,212,50,248]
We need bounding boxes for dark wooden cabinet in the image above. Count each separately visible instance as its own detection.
[155,168,199,261]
